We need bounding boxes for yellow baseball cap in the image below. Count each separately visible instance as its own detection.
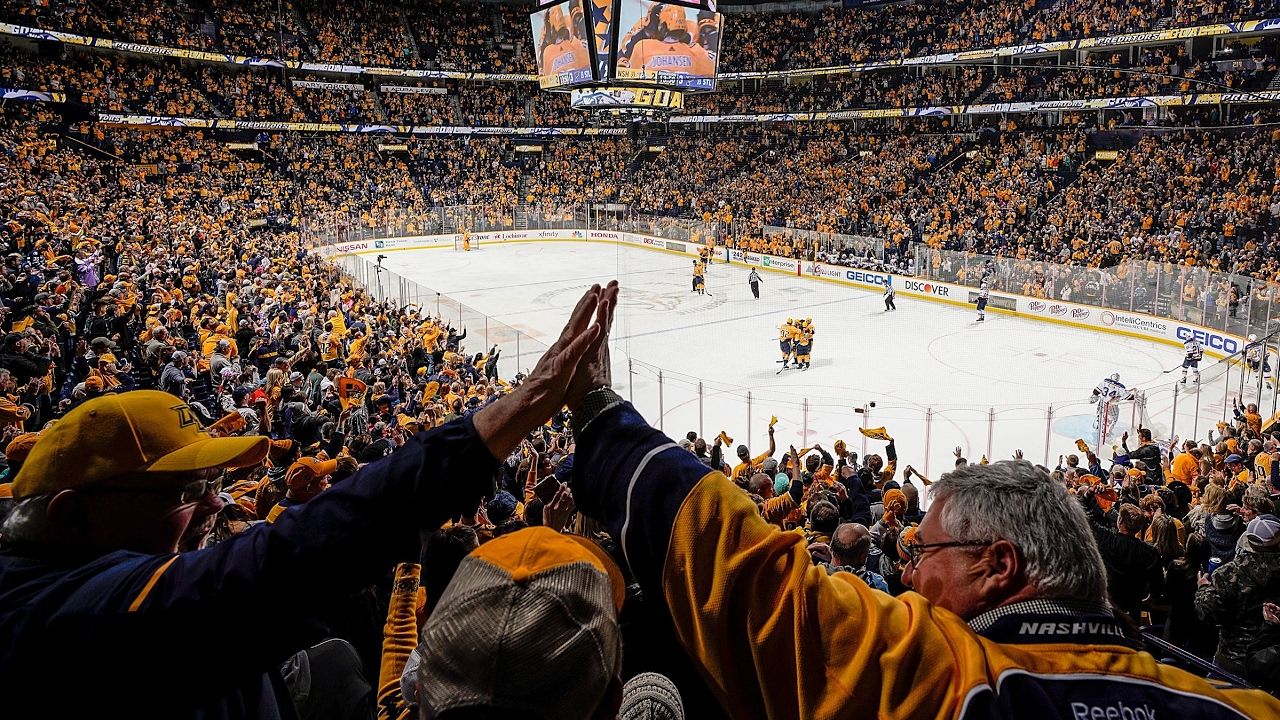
[285,456,338,490]
[13,391,270,499]
[5,432,40,465]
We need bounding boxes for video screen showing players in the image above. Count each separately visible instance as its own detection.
[614,0,721,91]
[531,0,596,89]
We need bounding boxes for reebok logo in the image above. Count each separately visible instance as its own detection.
[1070,702,1157,720]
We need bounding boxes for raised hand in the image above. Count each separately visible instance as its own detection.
[543,483,577,532]
[565,280,619,413]
[475,284,606,460]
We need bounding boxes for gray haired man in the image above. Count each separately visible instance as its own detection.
[563,281,1280,719]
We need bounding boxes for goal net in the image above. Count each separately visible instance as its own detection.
[1095,392,1155,455]
[454,233,478,251]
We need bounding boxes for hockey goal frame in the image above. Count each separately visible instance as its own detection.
[454,233,478,251]
[1095,391,1152,456]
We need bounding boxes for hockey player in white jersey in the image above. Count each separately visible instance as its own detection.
[1181,336,1204,384]
[1091,373,1134,445]
[1245,334,1273,388]
[975,282,990,322]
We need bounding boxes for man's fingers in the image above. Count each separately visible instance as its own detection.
[552,323,602,381]
[598,281,619,334]
[555,285,601,348]
[580,282,617,360]
[540,320,599,386]
[548,483,566,507]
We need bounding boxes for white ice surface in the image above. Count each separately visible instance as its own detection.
[380,241,1261,483]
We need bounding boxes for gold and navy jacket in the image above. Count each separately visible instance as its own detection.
[572,393,1280,720]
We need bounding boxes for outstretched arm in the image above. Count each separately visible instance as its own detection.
[68,285,611,684]
[569,285,962,719]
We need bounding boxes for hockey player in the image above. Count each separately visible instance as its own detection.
[536,3,591,79]
[1091,373,1134,445]
[1181,335,1204,385]
[778,319,796,367]
[748,268,762,299]
[884,280,896,312]
[698,243,712,265]
[794,318,814,369]
[975,282,989,322]
[617,4,716,78]
[1245,334,1273,387]
[692,258,706,295]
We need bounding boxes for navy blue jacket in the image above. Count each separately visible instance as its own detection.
[0,415,496,718]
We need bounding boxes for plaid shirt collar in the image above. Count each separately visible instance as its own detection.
[968,598,1126,646]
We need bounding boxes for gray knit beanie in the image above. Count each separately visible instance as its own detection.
[619,672,684,720]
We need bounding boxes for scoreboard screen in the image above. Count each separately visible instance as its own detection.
[613,0,721,91]
[531,0,596,89]
[535,0,722,109]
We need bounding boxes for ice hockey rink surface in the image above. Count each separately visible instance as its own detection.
[381,241,1249,484]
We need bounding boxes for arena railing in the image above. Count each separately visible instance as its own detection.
[762,226,885,262]
[304,205,883,261]
[5,16,1277,87]
[913,245,1280,354]
[312,210,1257,486]
[327,243,1150,492]
[328,251,553,382]
[914,244,1280,436]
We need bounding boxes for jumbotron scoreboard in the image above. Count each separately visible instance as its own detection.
[529,0,722,114]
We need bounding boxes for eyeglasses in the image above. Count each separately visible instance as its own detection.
[81,474,224,506]
[902,539,994,567]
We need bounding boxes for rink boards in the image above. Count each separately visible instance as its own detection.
[323,229,1251,361]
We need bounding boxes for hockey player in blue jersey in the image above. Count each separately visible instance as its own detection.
[975,282,990,322]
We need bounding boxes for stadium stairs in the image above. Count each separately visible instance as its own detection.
[60,132,125,163]
[292,6,322,62]
[397,6,422,63]
[630,135,669,172]
[515,164,532,230]
[370,88,390,123]
[966,75,1003,107]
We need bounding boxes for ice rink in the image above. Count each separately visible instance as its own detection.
[378,240,1253,480]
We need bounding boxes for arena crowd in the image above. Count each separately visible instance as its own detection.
[3,0,1280,716]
